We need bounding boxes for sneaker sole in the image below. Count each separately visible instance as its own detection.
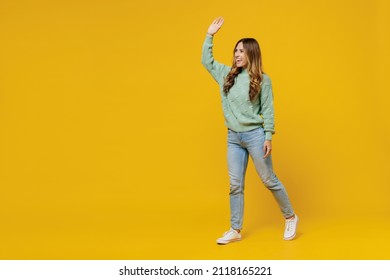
[284,233,296,241]
[216,238,241,245]
[284,217,299,241]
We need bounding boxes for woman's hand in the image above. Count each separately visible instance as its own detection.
[207,17,224,36]
[263,140,272,158]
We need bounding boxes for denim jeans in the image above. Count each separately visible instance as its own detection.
[227,127,294,230]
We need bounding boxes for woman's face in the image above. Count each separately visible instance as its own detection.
[234,42,248,68]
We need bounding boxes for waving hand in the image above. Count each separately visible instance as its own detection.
[207,17,224,36]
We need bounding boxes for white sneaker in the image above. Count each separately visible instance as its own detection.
[284,215,299,240]
[216,228,241,244]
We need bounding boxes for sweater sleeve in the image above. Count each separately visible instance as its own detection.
[260,80,275,141]
[201,35,230,85]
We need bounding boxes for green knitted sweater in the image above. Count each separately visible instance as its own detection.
[202,34,275,140]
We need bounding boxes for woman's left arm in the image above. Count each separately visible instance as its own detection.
[260,81,275,158]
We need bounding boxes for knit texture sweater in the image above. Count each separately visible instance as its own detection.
[201,34,275,141]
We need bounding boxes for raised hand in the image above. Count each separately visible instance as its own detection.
[207,17,224,36]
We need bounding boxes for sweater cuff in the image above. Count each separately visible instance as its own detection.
[265,131,273,141]
[205,34,213,43]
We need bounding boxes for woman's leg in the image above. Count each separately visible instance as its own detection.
[244,128,294,219]
[227,129,249,230]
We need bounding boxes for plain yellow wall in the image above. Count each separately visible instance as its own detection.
[0,0,389,258]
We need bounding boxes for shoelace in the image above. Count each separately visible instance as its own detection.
[225,229,235,236]
[224,229,238,237]
[285,218,295,231]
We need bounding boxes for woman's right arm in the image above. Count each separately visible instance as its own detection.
[201,17,229,84]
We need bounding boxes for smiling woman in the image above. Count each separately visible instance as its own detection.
[201,17,298,245]
[225,38,263,101]
[234,42,248,68]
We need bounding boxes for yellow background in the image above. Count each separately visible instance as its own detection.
[1,0,389,259]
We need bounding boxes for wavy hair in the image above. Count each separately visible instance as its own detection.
[223,38,264,101]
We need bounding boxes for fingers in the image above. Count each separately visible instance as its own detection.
[263,148,270,158]
[263,143,272,158]
[213,17,224,26]
[208,17,224,36]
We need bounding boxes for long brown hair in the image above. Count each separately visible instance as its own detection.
[223,38,264,101]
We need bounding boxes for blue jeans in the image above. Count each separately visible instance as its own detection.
[227,127,294,230]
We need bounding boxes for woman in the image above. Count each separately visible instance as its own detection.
[201,17,298,244]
